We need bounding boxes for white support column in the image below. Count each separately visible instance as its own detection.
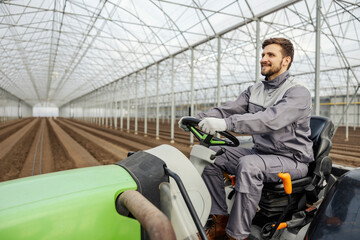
[217,36,221,107]
[127,77,130,133]
[333,88,337,122]
[144,68,148,136]
[255,18,261,82]
[95,94,98,124]
[104,89,108,127]
[101,91,105,126]
[90,93,94,123]
[135,72,138,135]
[216,36,222,139]
[83,96,86,122]
[114,82,118,129]
[170,57,175,143]
[355,88,358,130]
[190,48,195,145]
[345,68,349,141]
[108,86,113,128]
[17,100,21,119]
[314,0,321,116]
[98,94,100,124]
[156,63,160,140]
[120,80,124,130]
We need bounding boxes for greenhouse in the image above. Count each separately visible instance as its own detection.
[1,1,360,240]
[0,0,359,138]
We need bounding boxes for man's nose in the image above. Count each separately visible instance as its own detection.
[260,56,268,63]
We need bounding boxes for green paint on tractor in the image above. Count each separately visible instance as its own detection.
[0,165,139,240]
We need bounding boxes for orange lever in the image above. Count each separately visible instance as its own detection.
[230,175,236,186]
[223,173,236,186]
[278,172,292,194]
[272,222,287,230]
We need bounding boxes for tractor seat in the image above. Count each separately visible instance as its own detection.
[259,116,335,217]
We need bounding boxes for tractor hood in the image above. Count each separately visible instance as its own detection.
[0,165,139,239]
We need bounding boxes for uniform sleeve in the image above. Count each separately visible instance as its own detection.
[196,86,251,119]
[224,86,312,134]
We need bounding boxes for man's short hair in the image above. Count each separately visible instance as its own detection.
[262,38,294,70]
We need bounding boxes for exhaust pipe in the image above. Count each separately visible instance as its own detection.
[118,190,176,240]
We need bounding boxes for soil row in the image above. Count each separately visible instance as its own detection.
[0,117,358,183]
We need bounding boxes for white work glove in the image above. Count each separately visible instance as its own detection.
[199,118,227,135]
[178,116,190,132]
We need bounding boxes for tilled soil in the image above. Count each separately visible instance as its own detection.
[48,118,76,171]
[55,120,121,164]
[0,119,41,181]
[0,118,32,143]
[0,117,358,183]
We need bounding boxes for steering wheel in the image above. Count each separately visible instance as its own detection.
[181,117,239,148]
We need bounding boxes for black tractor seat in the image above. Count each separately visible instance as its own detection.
[259,116,335,217]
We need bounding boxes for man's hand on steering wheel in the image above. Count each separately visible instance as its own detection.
[178,116,190,132]
[178,117,239,147]
[199,118,227,135]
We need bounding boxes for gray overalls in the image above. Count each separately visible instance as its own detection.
[197,71,313,240]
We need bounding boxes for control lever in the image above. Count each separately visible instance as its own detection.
[210,148,226,160]
[262,173,293,239]
[267,173,292,239]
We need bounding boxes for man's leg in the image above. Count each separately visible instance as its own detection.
[226,154,308,240]
[202,147,255,215]
[201,147,255,239]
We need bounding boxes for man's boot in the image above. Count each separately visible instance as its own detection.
[205,214,229,240]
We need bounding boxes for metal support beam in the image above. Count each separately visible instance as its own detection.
[105,89,108,128]
[333,87,337,121]
[190,48,194,145]
[334,85,360,134]
[217,36,221,107]
[314,0,321,115]
[170,57,175,143]
[156,63,160,140]
[127,77,130,132]
[345,68,349,141]
[96,90,99,125]
[108,87,112,128]
[144,68,148,136]
[255,18,261,82]
[135,72,138,135]
[114,82,118,129]
[120,80,124,130]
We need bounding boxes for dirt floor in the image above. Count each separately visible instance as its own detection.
[0,117,359,183]
[0,117,192,182]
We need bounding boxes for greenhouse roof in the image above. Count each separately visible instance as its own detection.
[0,0,359,107]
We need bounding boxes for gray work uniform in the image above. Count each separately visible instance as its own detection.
[197,71,313,240]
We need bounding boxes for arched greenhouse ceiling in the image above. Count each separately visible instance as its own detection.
[0,0,359,108]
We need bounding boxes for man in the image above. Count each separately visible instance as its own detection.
[179,38,313,240]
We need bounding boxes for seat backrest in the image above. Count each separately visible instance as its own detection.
[309,116,335,160]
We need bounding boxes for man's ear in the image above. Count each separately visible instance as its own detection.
[282,56,291,68]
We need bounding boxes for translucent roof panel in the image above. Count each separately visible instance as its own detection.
[0,0,359,107]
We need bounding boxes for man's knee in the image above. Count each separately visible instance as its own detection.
[235,155,265,193]
[236,155,265,173]
[203,163,222,175]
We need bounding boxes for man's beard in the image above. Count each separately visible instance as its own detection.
[260,63,282,77]
[260,58,284,77]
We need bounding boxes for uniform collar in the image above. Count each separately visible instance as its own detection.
[262,71,290,89]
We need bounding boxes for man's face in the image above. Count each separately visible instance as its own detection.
[260,44,290,80]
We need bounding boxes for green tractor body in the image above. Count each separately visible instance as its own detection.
[0,165,140,239]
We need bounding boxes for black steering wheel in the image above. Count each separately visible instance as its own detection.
[181,117,239,148]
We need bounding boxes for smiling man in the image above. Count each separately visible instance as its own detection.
[179,38,313,240]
